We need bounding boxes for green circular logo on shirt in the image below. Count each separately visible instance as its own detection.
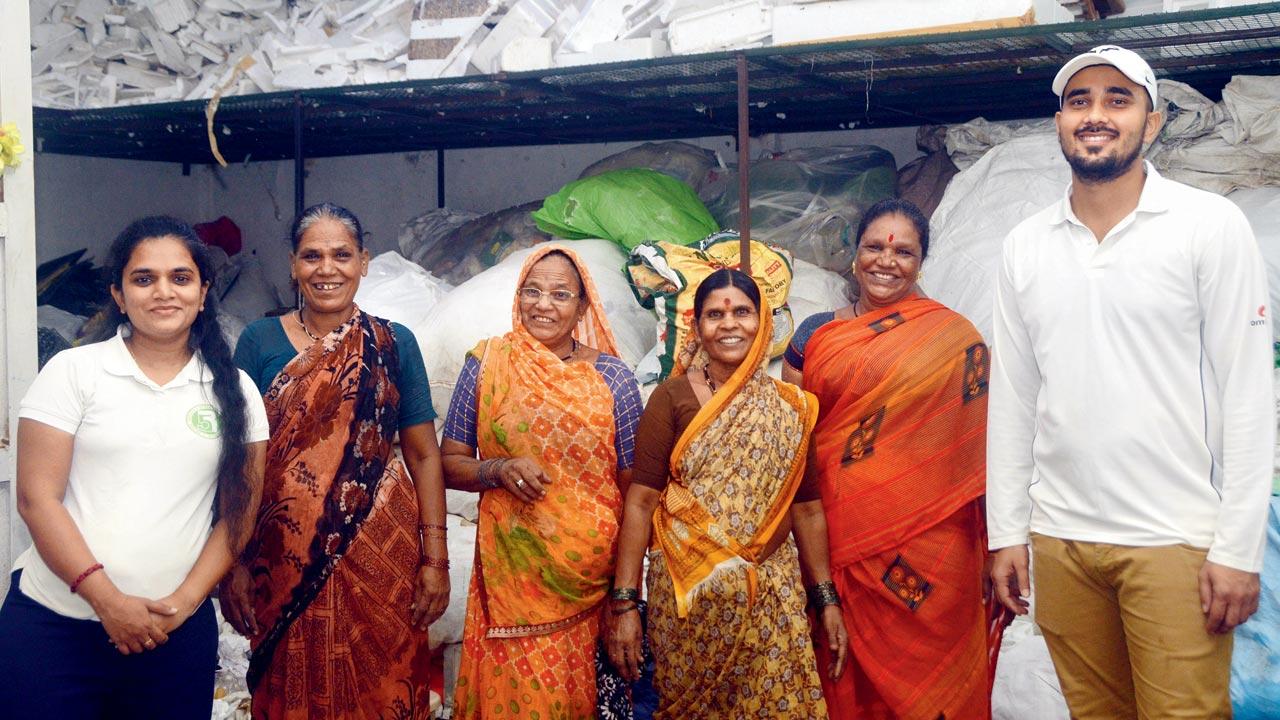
[187,404,222,439]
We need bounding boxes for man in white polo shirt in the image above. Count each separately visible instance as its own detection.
[987,45,1274,719]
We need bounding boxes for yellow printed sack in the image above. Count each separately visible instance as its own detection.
[626,231,793,381]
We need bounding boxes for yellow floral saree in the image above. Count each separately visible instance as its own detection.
[645,296,828,719]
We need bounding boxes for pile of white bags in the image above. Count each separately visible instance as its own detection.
[921,130,1066,341]
[428,514,477,650]
[1149,76,1280,195]
[787,257,851,330]
[922,77,1280,343]
[218,251,286,324]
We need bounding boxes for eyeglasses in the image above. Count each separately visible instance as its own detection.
[518,287,580,304]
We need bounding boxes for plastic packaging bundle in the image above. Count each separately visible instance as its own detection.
[398,208,481,268]
[1230,496,1280,718]
[414,201,554,286]
[533,168,718,250]
[578,141,722,197]
[705,146,897,276]
[625,231,793,381]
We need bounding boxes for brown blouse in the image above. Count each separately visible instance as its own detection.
[632,374,820,502]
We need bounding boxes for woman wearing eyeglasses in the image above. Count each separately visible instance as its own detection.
[441,245,642,720]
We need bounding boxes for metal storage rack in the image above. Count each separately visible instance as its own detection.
[26,1,1280,257]
[31,2,1280,165]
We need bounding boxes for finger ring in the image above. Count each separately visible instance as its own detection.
[515,479,527,489]
[144,638,155,646]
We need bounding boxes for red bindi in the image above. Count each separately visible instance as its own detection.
[722,298,731,308]
[888,232,895,243]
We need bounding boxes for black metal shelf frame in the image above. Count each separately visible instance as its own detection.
[31,2,1280,164]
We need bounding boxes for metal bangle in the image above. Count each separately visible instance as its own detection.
[807,580,841,609]
[610,602,640,616]
[609,587,641,602]
[418,523,447,561]
[478,458,501,489]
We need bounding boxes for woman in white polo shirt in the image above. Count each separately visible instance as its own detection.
[0,216,269,719]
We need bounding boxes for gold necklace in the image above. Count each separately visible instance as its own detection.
[296,310,321,342]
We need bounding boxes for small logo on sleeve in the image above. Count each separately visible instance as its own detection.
[1252,305,1267,328]
[186,404,222,439]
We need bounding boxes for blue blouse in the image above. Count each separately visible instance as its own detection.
[783,311,836,370]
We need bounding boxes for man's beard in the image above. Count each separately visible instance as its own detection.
[1061,131,1143,184]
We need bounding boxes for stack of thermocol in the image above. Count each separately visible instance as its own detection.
[31,0,1115,109]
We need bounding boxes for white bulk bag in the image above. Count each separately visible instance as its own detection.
[922,131,1068,341]
[353,251,453,329]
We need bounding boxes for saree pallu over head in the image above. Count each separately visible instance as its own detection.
[803,296,988,568]
[241,309,402,692]
[652,294,819,618]
[472,244,624,636]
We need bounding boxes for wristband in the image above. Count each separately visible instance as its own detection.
[421,556,450,570]
[70,563,104,594]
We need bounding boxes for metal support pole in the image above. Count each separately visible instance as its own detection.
[437,149,446,209]
[735,53,751,275]
[293,92,305,220]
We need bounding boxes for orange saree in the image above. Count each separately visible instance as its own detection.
[802,296,1009,720]
[239,310,432,719]
[453,245,624,720]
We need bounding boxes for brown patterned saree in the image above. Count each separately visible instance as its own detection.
[237,310,432,720]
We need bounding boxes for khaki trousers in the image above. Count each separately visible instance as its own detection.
[1030,534,1233,720]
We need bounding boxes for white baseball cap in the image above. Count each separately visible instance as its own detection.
[1052,45,1159,110]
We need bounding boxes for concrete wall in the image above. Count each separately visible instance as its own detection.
[34,125,923,300]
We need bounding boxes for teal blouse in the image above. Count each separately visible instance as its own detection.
[234,315,436,429]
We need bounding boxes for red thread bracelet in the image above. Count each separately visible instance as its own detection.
[70,563,104,594]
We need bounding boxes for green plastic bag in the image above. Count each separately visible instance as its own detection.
[533,168,718,250]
